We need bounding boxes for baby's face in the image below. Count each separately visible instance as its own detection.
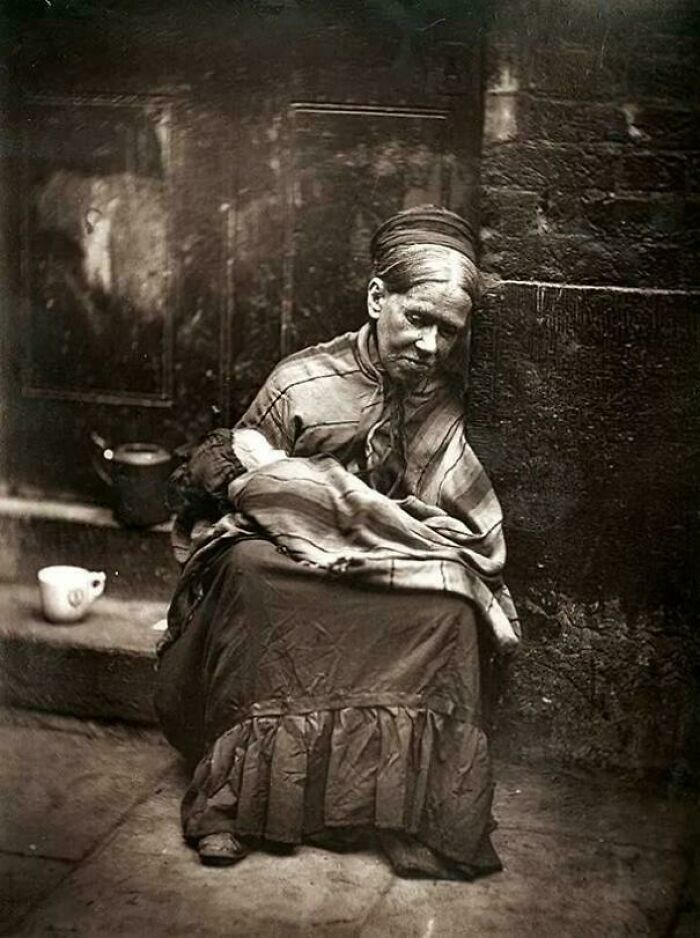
[233,429,286,470]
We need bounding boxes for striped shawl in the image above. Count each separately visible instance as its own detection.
[227,454,519,651]
[171,323,519,652]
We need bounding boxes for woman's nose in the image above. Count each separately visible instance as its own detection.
[415,325,438,355]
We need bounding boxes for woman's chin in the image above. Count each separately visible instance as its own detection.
[389,359,434,384]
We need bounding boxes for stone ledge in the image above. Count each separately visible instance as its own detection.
[0,496,179,602]
[0,584,166,724]
[0,495,173,532]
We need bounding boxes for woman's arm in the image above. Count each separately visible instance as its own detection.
[235,377,295,453]
[167,428,247,522]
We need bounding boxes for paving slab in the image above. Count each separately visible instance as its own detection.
[0,584,166,656]
[10,751,692,938]
[13,766,394,937]
[495,762,691,852]
[0,721,174,863]
[0,853,72,935]
[0,706,166,741]
[359,828,687,937]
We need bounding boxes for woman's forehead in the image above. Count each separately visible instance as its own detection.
[402,282,472,326]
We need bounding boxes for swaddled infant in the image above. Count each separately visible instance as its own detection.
[227,428,520,653]
[170,428,518,651]
[167,428,288,537]
[231,428,288,471]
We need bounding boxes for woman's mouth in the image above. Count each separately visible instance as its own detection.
[400,357,432,370]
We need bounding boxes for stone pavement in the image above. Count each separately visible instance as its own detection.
[0,708,695,937]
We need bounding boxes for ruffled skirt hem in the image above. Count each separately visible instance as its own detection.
[181,703,501,878]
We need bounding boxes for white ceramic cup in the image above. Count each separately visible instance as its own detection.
[37,565,106,623]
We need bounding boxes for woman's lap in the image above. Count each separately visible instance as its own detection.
[155,537,500,877]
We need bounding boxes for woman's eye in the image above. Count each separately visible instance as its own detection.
[406,313,423,326]
[440,327,458,339]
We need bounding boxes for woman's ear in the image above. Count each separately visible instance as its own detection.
[367,277,386,321]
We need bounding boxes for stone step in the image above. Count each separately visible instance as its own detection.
[0,583,166,724]
[0,495,179,601]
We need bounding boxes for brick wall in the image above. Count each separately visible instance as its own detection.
[472,0,699,778]
[481,0,697,287]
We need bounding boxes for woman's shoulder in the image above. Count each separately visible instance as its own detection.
[267,330,365,396]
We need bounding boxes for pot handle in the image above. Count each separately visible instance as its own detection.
[90,431,115,487]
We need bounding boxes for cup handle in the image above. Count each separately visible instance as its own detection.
[89,572,106,601]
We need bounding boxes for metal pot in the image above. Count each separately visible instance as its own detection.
[90,432,172,527]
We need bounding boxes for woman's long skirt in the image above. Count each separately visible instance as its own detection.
[155,538,501,878]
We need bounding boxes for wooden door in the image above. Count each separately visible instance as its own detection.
[3,5,484,502]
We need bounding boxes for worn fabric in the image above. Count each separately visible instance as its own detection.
[169,323,518,645]
[157,321,515,878]
[155,539,501,877]
[166,428,247,527]
[370,204,478,265]
[222,454,518,650]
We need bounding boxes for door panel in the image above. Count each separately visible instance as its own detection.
[21,96,174,406]
[7,93,231,499]
[4,7,483,501]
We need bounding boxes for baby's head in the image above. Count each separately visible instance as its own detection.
[232,429,286,471]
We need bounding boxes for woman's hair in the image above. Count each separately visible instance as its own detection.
[372,243,483,306]
[370,205,483,306]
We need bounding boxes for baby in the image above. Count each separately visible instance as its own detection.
[231,428,288,471]
[226,428,520,653]
[168,427,286,530]
[171,426,519,653]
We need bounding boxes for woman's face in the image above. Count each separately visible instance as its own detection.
[368,279,471,385]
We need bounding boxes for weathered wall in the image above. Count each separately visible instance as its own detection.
[473,0,699,779]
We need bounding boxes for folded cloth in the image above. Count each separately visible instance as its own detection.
[156,539,502,879]
[224,454,519,652]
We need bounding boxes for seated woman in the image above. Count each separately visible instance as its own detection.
[155,205,519,878]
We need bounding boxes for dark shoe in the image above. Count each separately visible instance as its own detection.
[379,831,463,880]
[197,832,249,867]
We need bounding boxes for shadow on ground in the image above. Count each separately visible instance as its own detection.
[0,709,695,937]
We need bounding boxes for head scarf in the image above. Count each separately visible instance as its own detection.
[370,204,477,268]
